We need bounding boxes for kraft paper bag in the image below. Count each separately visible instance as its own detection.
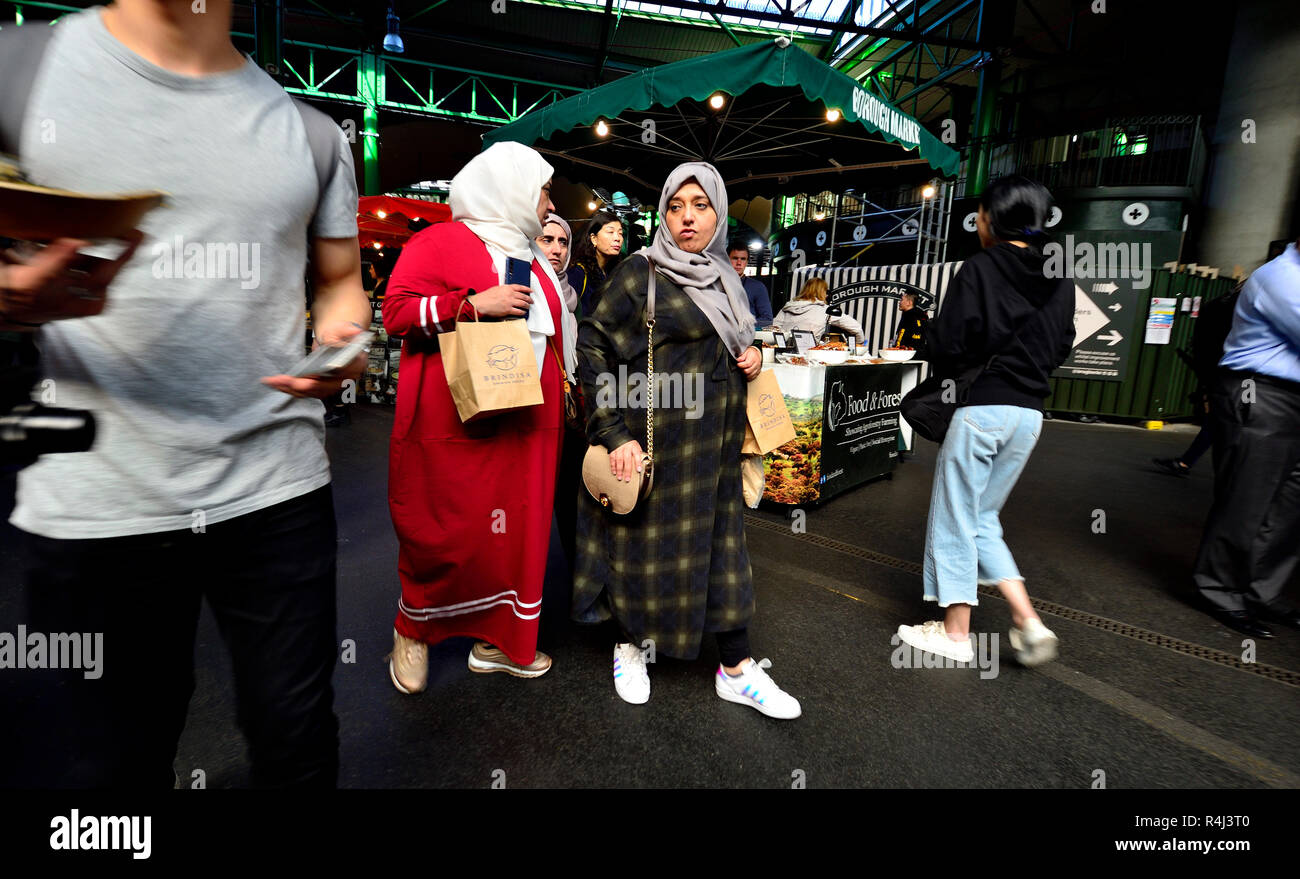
[439,316,543,423]
[744,368,796,454]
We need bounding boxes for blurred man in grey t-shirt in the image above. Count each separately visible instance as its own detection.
[0,0,369,787]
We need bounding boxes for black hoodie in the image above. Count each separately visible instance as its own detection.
[928,242,1076,410]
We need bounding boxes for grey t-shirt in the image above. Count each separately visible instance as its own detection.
[9,8,359,538]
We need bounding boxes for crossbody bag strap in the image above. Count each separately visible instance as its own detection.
[643,254,656,461]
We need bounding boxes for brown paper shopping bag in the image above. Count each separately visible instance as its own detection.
[744,368,796,454]
[439,309,543,423]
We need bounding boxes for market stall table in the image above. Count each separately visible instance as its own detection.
[759,358,925,505]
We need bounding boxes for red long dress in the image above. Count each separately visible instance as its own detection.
[383,221,564,666]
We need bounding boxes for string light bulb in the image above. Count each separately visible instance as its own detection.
[826,108,841,123]
[594,119,609,137]
[709,93,725,110]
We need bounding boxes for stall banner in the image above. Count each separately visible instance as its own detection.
[760,364,825,505]
[758,363,903,505]
[790,261,963,370]
[819,363,903,501]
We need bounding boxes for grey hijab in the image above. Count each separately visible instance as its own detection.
[541,212,579,313]
[640,162,756,359]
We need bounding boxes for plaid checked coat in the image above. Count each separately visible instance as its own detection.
[572,256,755,659]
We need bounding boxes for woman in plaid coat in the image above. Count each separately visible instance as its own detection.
[572,162,801,719]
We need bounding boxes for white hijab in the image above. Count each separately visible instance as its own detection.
[449,142,575,376]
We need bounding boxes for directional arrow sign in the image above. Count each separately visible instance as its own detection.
[1093,282,1119,294]
[1097,330,1124,346]
[1107,303,1122,312]
[1072,285,1111,348]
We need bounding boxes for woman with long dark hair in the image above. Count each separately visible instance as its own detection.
[896,175,1075,667]
[567,209,624,316]
[573,162,801,719]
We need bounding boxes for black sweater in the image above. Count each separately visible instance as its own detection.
[929,242,1076,410]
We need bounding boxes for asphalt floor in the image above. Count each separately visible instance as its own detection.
[2,406,1297,789]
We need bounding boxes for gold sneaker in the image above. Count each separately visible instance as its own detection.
[467,642,552,678]
[388,629,428,694]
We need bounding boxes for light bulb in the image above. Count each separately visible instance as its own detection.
[826,108,841,123]
[709,94,725,110]
[594,119,609,137]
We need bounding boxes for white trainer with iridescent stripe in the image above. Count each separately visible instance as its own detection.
[613,642,650,704]
[715,658,802,719]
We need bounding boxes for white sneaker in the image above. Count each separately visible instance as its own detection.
[613,643,650,704]
[1009,618,1058,666]
[896,620,975,663]
[715,657,801,719]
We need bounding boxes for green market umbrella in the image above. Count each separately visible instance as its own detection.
[483,37,960,200]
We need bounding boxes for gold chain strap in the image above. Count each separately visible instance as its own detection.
[646,310,655,460]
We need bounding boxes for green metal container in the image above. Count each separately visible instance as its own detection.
[1047,268,1237,420]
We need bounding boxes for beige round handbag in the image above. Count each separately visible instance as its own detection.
[582,255,657,515]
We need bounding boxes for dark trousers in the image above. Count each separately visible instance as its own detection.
[612,623,750,667]
[1193,370,1300,612]
[20,485,339,788]
[1180,424,1214,468]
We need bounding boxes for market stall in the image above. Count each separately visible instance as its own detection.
[760,355,924,505]
[481,37,960,201]
[748,260,962,503]
[353,195,452,404]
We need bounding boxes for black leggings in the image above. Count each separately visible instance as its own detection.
[616,625,750,667]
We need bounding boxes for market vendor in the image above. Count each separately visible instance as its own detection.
[892,292,929,354]
[771,276,865,344]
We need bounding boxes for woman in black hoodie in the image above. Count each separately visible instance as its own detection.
[896,176,1076,668]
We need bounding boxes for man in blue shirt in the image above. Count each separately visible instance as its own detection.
[1193,241,1300,637]
[729,244,774,326]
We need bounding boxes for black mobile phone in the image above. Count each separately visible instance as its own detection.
[505,257,532,288]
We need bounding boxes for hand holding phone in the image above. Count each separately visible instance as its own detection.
[505,256,532,288]
[469,284,532,318]
[288,330,373,378]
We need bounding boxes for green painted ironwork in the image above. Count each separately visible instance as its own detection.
[240,37,581,125]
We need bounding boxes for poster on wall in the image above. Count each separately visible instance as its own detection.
[1054,280,1140,380]
[1045,227,1181,381]
[1145,297,1177,344]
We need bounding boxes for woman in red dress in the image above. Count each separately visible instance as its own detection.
[382,142,574,692]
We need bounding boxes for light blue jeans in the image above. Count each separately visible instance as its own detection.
[923,404,1043,606]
